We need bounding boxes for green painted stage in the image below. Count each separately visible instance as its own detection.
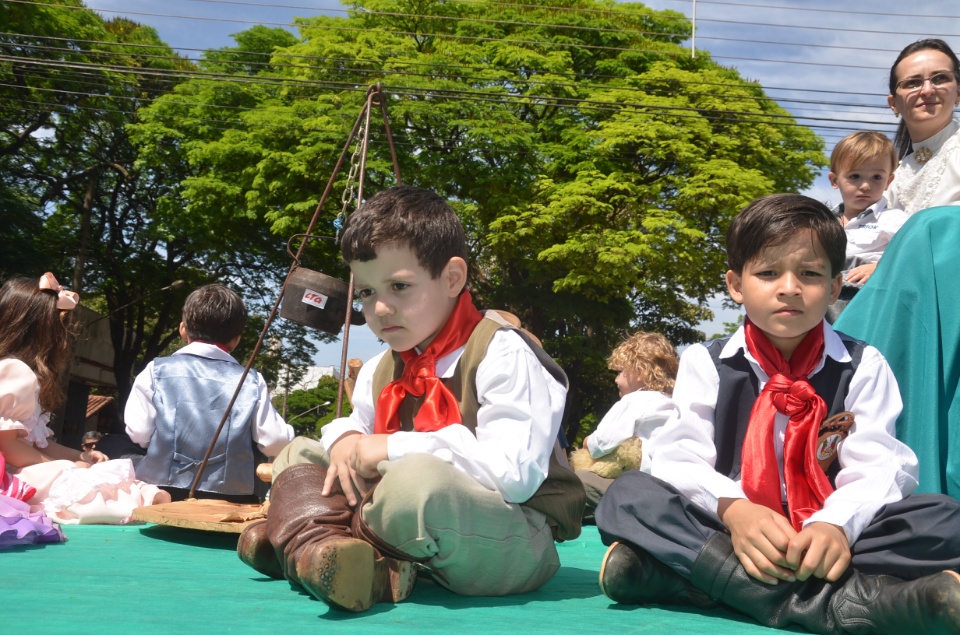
[5,523,793,634]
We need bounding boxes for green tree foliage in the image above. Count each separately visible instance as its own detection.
[135,0,824,439]
[0,2,316,405]
[276,374,350,438]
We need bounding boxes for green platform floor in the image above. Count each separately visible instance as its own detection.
[4,523,797,634]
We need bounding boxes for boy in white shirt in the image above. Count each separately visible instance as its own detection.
[827,131,909,320]
[237,186,584,612]
[125,284,294,502]
[595,194,960,634]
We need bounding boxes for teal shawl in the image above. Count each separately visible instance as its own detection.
[835,206,960,497]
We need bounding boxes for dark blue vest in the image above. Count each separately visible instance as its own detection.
[706,333,865,485]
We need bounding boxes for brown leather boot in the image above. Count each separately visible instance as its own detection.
[237,519,283,579]
[259,463,417,612]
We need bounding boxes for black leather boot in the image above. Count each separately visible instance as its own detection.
[239,463,417,612]
[598,541,717,608]
[690,531,960,634]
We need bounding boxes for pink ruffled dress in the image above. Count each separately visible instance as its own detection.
[0,357,170,524]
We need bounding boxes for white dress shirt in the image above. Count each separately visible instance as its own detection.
[585,390,675,467]
[125,342,294,457]
[647,322,918,544]
[841,197,909,265]
[320,328,567,504]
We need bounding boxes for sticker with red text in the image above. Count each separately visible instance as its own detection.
[301,288,329,309]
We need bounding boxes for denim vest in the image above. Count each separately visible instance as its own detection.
[706,333,865,486]
[135,354,260,495]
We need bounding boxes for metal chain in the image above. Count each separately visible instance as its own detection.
[335,122,368,242]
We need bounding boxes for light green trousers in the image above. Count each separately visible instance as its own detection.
[272,436,560,595]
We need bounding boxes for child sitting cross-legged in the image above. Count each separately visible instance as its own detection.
[125,283,294,503]
[595,194,960,634]
[237,185,585,612]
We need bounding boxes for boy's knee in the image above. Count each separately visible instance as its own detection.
[271,436,328,479]
[377,454,454,501]
[364,455,465,530]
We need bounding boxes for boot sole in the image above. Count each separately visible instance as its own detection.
[598,541,628,601]
[298,539,416,612]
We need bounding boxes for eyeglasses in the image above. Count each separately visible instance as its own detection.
[81,442,97,450]
[895,72,956,93]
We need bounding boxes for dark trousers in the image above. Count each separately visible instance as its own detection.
[596,470,960,580]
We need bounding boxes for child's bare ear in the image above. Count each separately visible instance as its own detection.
[179,322,190,343]
[829,273,843,304]
[828,172,838,188]
[443,257,468,297]
[725,270,744,304]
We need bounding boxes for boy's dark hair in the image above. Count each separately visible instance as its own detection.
[726,194,846,277]
[182,283,247,344]
[340,185,469,278]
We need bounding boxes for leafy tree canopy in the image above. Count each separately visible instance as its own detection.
[134,0,825,438]
[1,1,316,406]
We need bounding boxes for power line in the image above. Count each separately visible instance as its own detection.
[673,0,960,20]
[3,1,937,140]
[1,50,897,138]
[0,36,897,113]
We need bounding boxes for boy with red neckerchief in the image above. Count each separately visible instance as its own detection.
[595,194,960,634]
[238,186,584,612]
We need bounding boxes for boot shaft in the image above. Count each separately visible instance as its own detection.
[690,532,960,635]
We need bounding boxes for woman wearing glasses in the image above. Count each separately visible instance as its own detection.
[885,39,960,215]
[832,39,960,496]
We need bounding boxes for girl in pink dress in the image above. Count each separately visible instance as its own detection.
[0,273,169,525]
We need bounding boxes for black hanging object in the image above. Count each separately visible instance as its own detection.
[279,266,364,336]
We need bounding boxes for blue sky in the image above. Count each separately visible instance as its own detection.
[81,0,960,360]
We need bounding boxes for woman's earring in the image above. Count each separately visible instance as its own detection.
[894,111,900,118]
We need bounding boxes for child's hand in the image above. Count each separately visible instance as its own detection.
[786,522,851,582]
[845,263,878,285]
[79,449,108,465]
[325,432,367,506]
[719,497,798,585]
[351,434,389,480]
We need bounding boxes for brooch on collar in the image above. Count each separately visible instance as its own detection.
[914,146,933,164]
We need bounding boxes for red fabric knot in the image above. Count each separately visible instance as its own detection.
[740,318,833,531]
[400,354,436,396]
[375,291,484,435]
[769,376,819,418]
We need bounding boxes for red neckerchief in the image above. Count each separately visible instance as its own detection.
[740,317,833,531]
[374,291,483,434]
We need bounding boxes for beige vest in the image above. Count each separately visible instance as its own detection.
[373,310,585,541]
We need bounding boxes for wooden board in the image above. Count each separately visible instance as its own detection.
[132,499,267,533]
